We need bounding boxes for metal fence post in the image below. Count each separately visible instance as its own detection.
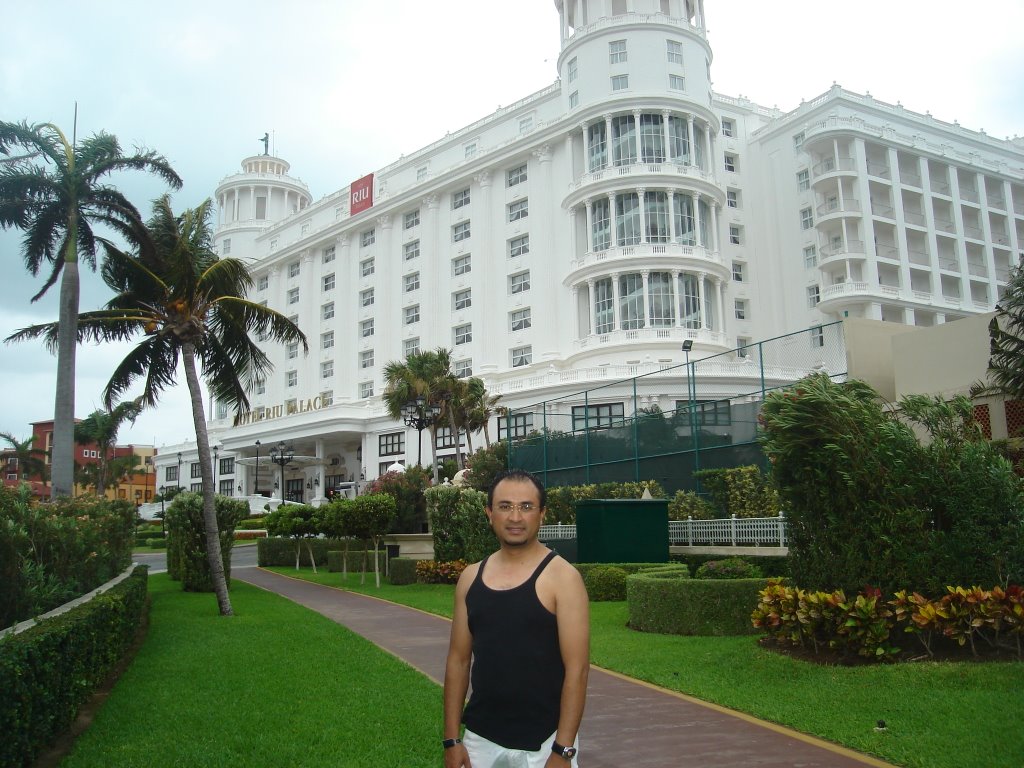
[778,511,786,547]
[686,515,692,547]
[730,513,737,546]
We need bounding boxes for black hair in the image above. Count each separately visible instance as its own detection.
[486,469,546,510]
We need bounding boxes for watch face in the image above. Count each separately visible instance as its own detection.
[563,747,577,759]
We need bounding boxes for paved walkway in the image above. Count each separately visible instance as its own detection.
[235,568,894,768]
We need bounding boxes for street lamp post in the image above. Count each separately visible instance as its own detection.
[159,485,166,536]
[212,445,218,496]
[268,441,294,502]
[254,439,261,496]
[681,340,701,492]
[176,452,182,490]
[402,396,442,466]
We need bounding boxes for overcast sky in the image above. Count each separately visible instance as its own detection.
[2,0,1022,449]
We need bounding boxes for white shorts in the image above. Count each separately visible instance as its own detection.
[463,729,579,768]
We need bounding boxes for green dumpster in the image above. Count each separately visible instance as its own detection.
[575,499,669,563]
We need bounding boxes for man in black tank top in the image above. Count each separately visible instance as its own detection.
[443,470,590,767]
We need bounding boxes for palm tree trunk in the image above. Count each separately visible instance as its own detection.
[183,342,233,616]
[51,255,79,498]
[483,423,492,448]
[429,424,440,484]
[447,409,463,469]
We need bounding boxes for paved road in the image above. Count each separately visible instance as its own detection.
[132,543,259,573]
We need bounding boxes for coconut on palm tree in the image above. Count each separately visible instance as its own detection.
[9,195,306,616]
[0,119,181,497]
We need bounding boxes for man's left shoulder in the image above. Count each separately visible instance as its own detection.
[546,553,585,585]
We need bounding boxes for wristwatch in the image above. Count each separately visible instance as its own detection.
[551,741,577,760]
[441,738,462,749]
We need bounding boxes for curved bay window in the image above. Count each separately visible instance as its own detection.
[619,273,645,329]
[645,191,670,242]
[616,193,641,245]
[586,112,707,173]
[648,272,675,326]
[674,194,695,245]
[679,273,701,329]
[592,198,611,251]
[585,272,717,336]
[611,115,637,166]
[594,277,615,334]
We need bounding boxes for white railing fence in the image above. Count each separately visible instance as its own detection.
[539,513,787,548]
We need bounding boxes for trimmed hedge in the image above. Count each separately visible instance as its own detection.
[148,539,168,549]
[574,562,689,581]
[389,558,418,585]
[0,565,148,768]
[326,549,386,574]
[258,537,353,567]
[135,530,164,542]
[627,574,769,636]
[584,565,629,601]
[671,554,789,579]
[165,493,246,591]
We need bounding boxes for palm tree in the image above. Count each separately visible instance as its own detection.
[0,432,48,482]
[74,399,143,496]
[463,377,502,448]
[383,348,456,482]
[9,195,306,616]
[978,264,1024,402]
[0,119,181,497]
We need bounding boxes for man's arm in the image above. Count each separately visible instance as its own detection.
[548,561,589,765]
[443,565,477,768]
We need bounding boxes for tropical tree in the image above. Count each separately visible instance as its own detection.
[8,195,307,616]
[463,377,502,449]
[0,119,182,497]
[73,399,143,496]
[383,347,457,482]
[0,432,48,482]
[979,264,1024,402]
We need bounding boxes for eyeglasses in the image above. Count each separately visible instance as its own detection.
[494,502,539,514]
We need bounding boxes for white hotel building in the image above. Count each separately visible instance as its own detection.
[155,0,1024,504]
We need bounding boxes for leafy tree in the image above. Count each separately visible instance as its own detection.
[981,263,1024,402]
[463,440,508,495]
[367,465,431,533]
[0,120,181,497]
[265,504,320,572]
[0,432,48,482]
[463,378,502,448]
[73,399,142,496]
[314,499,357,580]
[8,195,307,616]
[348,494,396,588]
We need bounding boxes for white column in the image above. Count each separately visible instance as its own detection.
[704,121,714,177]
[695,194,706,248]
[668,192,677,242]
[249,186,255,221]
[637,187,648,244]
[569,205,579,260]
[607,192,617,248]
[587,278,598,335]
[641,270,650,327]
[661,110,672,163]
[696,271,707,329]
[977,171,998,308]
[715,276,726,332]
[572,285,581,338]
[671,269,681,325]
[947,163,971,303]
[686,116,696,167]
[611,272,622,330]
[709,201,719,253]
[581,122,591,173]
[584,199,594,253]
[313,438,325,504]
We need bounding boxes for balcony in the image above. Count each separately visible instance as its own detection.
[569,161,716,196]
[573,326,728,353]
[870,201,895,219]
[816,198,861,221]
[811,156,855,180]
[959,187,980,204]
[963,225,984,240]
[865,160,891,179]
[568,241,725,280]
[819,240,865,265]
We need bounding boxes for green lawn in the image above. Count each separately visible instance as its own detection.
[270,567,1024,768]
[60,575,441,767]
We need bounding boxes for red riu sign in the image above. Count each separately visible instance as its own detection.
[350,173,374,215]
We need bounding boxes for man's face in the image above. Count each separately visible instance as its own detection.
[486,478,544,548]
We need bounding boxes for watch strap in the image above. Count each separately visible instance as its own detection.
[442,737,462,749]
[552,741,577,759]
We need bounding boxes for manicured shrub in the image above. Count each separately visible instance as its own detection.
[426,485,496,563]
[463,440,508,495]
[367,466,431,534]
[257,537,352,567]
[667,490,715,520]
[148,539,168,549]
[389,557,418,585]
[236,518,269,530]
[695,557,764,580]
[164,492,246,592]
[233,530,266,541]
[584,565,628,601]
[575,562,688,581]
[694,465,779,518]
[545,481,667,525]
[628,574,767,636]
[416,559,468,584]
[264,504,320,570]
[0,565,148,768]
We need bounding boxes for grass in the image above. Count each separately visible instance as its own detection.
[271,567,1024,768]
[60,574,441,767]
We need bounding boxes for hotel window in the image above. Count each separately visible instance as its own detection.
[810,326,825,348]
[219,479,234,497]
[321,360,334,379]
[435,426,459,449]
[361,319,374,337]
[286,341,298,360]
[257,275,268,291]
[508,198,529,222]
[724,153,738,172]
[572,403,624,431]
[569,91,579,109]
[594,276,615,333]
[645,190,670,241]
[404,209,420,229]
[361,288,374,307]
[507,164,528,186]
[404,272,420,292]
[611,115,637,166]
[509,270,530,294]
[323,245,335,263]
[737,337,751,358]
[222,238,231,255]
[404,240,420,260]
[729,225,742,245]
[611,75,629,91]
[639,115,665,163]
[511,345,532,367]
[592,197,611,251]
[453,254,471,276]
[732,261,744,282]
[793,132,805,151]
[286,370,297,388]
[453,289,472,311]
[416,166,428,181]
[796,169,810,191]
[509,234,530,257]
[800,207,814,230]
[361,228,376,247]
[519,116,533,133]
[588,122,608,171]
[648,272,675,326]
[360,350,374,369]
[380,432,404,457]
[666,40,683,64]
[454,323,472,345]
[807,285,821,308]
[166,465,179,482]
[221,457,235,476]
[405,305,420,325]
[360,381,374,398]
[321,390,334,406]
[734,299,748,320]
[568,57,578,82]
[361,257,374,277]
[619,273,645,330]
[499,412,534,439]
[322,331,334,350]
[465,142,477,159]
[721,119,734,138]
[454,358,473,378]
[287,287,299,305]
[453,188,471,209]
[323,273,335,291]
[453,221,471,242]
[510,308,532,332]
[190,483,202,493]
[609,39,627,63]
[255,379,266,395]
[288,261,300,278]
[404,337,420,357]
[803,245,817,268]
[727,190,739,208]
[669,75,685,91]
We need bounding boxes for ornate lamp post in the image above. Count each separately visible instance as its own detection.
[402,396,442,466]
[268,441,294,502]
[253,439,261,496]
[176,452,182,489]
